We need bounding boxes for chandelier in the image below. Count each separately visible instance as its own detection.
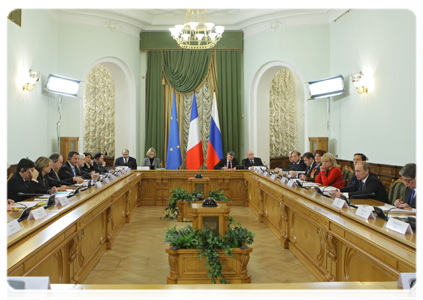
[169,9,225,50]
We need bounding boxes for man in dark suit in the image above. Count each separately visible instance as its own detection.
[330,162,389,204]
[395,163,416,210]
[242,150,264,168]
[114,149,137,170]
[59,151,85,182]
[214,151,239,170]
[298,152,320,181]
[8,158,56,202]
[277,151,307,176]
[93,152,112,174]
[349,153,368,187]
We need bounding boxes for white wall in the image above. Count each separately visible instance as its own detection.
[7,10,59,164]
[243,24,330,161]
[329,10,416,165]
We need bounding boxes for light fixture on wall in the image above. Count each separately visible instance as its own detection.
[44,74,81,151]
[169,9,224,49]
[351,72,368,94]
[23,69,40,91]
[308,75,345,99]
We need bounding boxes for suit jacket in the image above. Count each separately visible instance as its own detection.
[115,156,137,170]
[76,166,92,180]
[8,172,49,202]
[81,162,95,173]
[37,172,55,190]
[48,168,74,186]
[340,172,389,204]
[304,162,321,182]
[287,159,307,172]
[58,161,78,181]
[214,158,240,170]
[142,157,161,169]
[402,187,416,208]
[349,172,358,187]
[242,157,264,168]
[93,160,109,173]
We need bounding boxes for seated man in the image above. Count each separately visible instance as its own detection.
[278,151,307,176]
[58,151,85,183]
[349,153,367,187]
[394,163,416,210]
[242,150,264,168]
[77,153,99,180]
[214,151,239,170]
[330,162,389,204]
[8,158,57,202]
[275,151,294,172]
[93,152,113,174]
[297,152,320,181]
[115,149,137,170]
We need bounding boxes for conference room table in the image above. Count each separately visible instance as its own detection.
[6,169,415,286]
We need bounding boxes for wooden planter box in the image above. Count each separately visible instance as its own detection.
[165,247,253,284]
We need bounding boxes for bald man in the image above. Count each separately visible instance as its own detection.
[242,151,264,168]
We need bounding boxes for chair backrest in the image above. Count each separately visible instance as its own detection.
[342,165,354,187]
[388,178,406,205]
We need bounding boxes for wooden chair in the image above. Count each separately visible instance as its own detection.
[388,178,406,205]
[342,165,354,187]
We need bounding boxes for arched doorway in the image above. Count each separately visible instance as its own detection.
[249,61,308,165]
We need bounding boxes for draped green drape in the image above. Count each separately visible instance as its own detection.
[163,50,211,94]
[216,51,242,158]
[144,49,242,166]
[145,51,164,160]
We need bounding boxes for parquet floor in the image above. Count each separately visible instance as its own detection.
[83,206,318,285]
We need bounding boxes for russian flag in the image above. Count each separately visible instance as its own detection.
[186,92,204,169]
[206,92,223,169]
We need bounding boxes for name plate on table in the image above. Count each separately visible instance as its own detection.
[355,206,375,219]
[7,219,22,236]
[110,175,116,181]
[116,172,123,177]
[287,180,295,187]
[104,177,110,184]
[263,171,269,177]
[270,174,277,180]
[4,276,51,298]
[386,218,413,234]
[332,198,349,209]
[56,196,70,207]
[95,182,103,188]
[137,166,150,171]
[258,169,263,175]
[28,207,47,221]
[280,177,288,184]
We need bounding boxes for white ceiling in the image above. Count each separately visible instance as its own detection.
[44,9,349,38]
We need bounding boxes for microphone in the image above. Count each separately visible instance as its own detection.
[385,206,403,220]
[17,192,48,196]
[350,192,376,199]
[295,180,309,190]
[340,194,358,208]
[315,187,331,198]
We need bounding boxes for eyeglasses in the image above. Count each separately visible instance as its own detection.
[403,177,414,183]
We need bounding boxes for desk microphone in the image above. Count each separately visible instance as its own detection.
[385,206,403,220]
[340,194,358,208]
[350,192,376,199]
[295,180,309,190]
[17,192,47,197]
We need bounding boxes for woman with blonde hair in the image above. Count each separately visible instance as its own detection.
[142,147,161,169]
[35,156,67,192]
[315,152,345,189]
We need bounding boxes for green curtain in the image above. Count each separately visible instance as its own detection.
[145,51,164,161]
[216,50,242,158]
[163,50,211,94]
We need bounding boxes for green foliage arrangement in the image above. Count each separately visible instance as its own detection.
[164,216,255,284]
[208,188,232,203]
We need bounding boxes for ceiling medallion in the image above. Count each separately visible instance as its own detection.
[169,9,224,50]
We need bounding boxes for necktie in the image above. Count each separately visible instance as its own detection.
[410,189,415,206]
[125,158,127,164]
[358,181,363,192]
[228,161,232,169]
[72,166,76,176]
[250,160,254,165]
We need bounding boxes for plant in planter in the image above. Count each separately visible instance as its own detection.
[161,188,204,220]
[164,217,255,284]
[208,188,232,204]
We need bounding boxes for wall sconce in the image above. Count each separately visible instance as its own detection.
[23,69,40,91]
[351,72,368,94]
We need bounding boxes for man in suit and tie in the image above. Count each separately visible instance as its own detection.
[277,151,307,176]
[242,150,264,168]
[214,151,239,170]
[93,152,112,174]
[59,151,84,182]
[8,158,57,202]
[394,163,416,210]
[296,152,320,181]
[330,162,389,204]
[114,149,137,170]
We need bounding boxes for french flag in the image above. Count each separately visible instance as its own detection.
[206,92,223,169]
[186,93,204,169]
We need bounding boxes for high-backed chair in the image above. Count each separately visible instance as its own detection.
[342,165,354,187]
[388,178,406,205]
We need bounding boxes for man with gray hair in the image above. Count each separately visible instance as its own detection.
[77,153,99,180]
[330,161,389,203]
[214,151,239,170]
[115,149,137,170]
[394,163,416,210]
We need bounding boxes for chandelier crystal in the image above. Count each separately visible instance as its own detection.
[169,9,224,50]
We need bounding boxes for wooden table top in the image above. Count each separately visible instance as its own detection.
[25,281,407,300]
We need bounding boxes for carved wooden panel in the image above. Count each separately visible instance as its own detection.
[27,249,65,284]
